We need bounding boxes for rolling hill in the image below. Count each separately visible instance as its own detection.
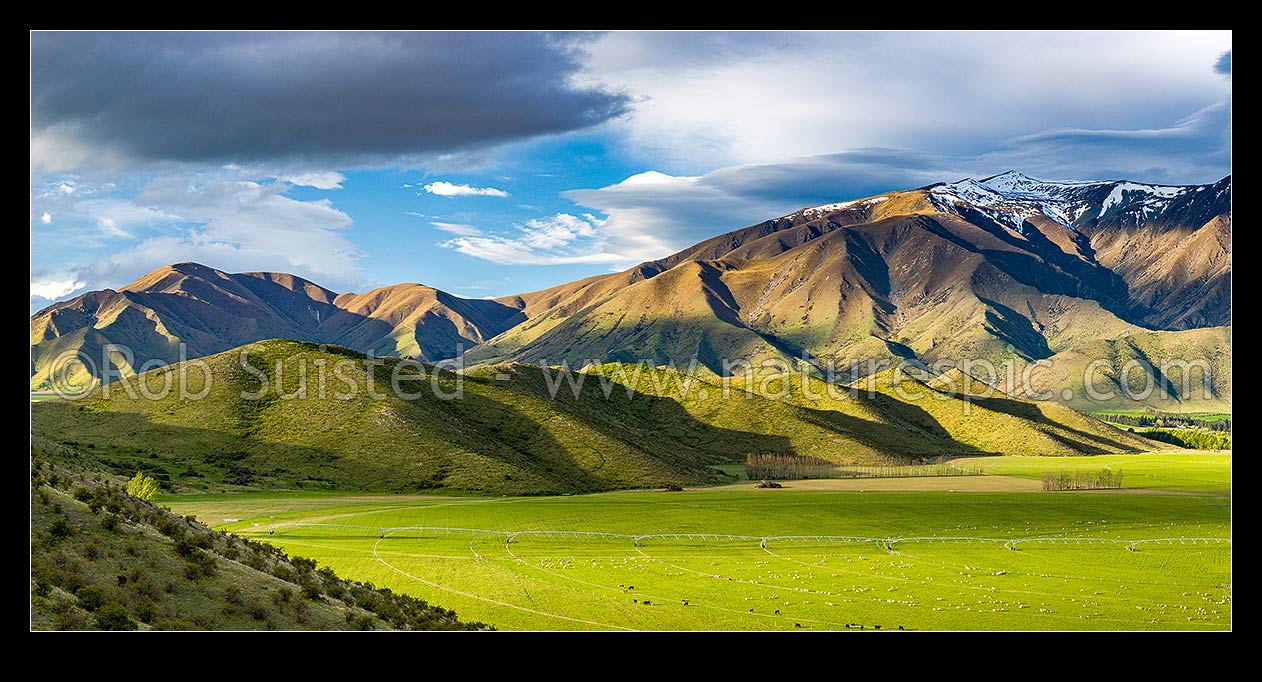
[31,172,1230,412]
[31,340,1153,495]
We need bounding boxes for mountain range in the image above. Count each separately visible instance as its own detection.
[31,172,1231,411]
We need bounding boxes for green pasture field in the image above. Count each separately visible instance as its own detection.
[957,453,1231,495]
[167,454,1231,631]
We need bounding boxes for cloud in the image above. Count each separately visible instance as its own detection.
[429,221,482,236]
[280,171,345,189]
[30,278,85,300]
[41,212,52,224]
[579,31,1232,170]
[1215,50,1231,77]
[564,171,780,259]
[97,217,133,239]
[995,99,1231,183]
[442,213,630,265]
[565,161,945,259]
[564,159,974,260]
[56,177,367,298]
[30,32,628,172]
[422,181,509,198]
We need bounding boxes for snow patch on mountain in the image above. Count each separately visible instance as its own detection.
[1100,182,1185,214]
[796,195,889,220]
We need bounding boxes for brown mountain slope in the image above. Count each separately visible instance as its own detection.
[31,263,522,388]
[467,175,1228,411]
[323,284,523,360]
[472,213,1143,374]
[1088,213,1231,330]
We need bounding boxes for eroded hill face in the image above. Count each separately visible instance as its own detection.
[32,173,1230,411]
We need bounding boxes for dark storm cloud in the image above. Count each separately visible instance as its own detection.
[30,32,629,164]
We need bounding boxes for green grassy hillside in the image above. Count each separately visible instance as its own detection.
[32,340,1152,496]
[30,448,483,631]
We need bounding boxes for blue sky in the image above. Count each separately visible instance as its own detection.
[30,31,1231,309]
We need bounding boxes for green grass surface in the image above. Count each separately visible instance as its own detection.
[957,453,1231,494]
[166,453,1231,631]
[708,463,746,481]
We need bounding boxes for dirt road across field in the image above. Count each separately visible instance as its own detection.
[712,475,1043,492]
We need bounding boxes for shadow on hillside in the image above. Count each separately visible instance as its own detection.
[459,371,797,482]
[976,297,1053,360]
[951,207,1136,321]
[803,388,995,459]
[963,395,1143,453]
[918,213,1137,325]
[469,365,998,470]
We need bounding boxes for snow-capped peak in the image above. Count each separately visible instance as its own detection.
[980,171,1041,192]
[928,172,1199,233]
[978,171,1096,196]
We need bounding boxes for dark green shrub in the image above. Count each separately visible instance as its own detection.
[75,585,105,611]
[94,603,136,630]
[54,608,90,631]
[132,598,159,623]
[271,564,296,583]
[299,577,323,600]
[48,519,72,541]
[290,555,317,572]
[245,600,268,621]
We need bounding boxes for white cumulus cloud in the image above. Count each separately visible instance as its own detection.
[41,212,52,224]
[422,181,509,198]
